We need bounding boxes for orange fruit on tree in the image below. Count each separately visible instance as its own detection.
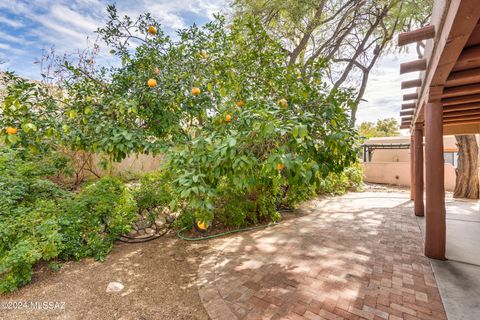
[277,162,285,171]
[278,98,288,109]
[225,114,232,122]
[148,25,157,35]
[236,100,245,108]
[5,127,17,135]
[147,79,157,87]
[191,87,201,96]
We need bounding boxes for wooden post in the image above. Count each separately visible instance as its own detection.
[424,101,446,260]
[410,135,415,200]
[414,125,424,216]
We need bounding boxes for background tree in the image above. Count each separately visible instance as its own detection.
[233,0,433,126]
[357,117,399,138]
[454,135,479,199]
[375,118,400,137]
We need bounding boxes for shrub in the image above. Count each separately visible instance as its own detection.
[133,170,173,213]
[0,151,69,293]
[0,150,137,292]
[60,177,137,261]
[317,162,364,195]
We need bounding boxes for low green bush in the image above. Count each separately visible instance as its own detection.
[317,162,364,195]
[0,151,69,292]
[133,170,173,213]
[60,177,137,261]
[0,150,137,293]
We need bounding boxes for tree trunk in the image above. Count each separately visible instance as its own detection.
[454,135,479,199]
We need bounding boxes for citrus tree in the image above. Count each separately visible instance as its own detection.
[1,5,358,227]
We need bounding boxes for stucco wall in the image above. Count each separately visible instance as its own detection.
[362,135,470,192]
[363,162,458,192]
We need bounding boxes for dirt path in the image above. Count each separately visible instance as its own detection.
[0,234,211,320]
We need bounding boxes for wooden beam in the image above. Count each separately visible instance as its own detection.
[400,110,414,116]
[445,67,480,87]
[443,108,480,118]
[401,79,422,89]
[465,23,480,47]
[400,59,427,74]
[443,122,480,134]
[402,116,413,121]
[403,93,419,101]
[444,119,480,126]
[443,115,480,122]
[442,83,480,98]
[398,25,436,46]
[442,93,480,106]
[402,103,416,110]
[444,102,480,112]
[413,1,480,126]
[428,86,444,102]
[452,45,480,71]
[430,3,480,86]
[400,125,411,129]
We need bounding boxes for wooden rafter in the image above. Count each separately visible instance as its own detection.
[442,83,480,98]
[445,67,480,87]
[443,108,480,118]
[442,93,480,106]
[452,45,480,71]
[401,79,422,89]
[400,59,427,74]
[400,110,414,116]
[444,102,480,112]
[403,93,419,101]
[402,103,416,110]
[398,25,436,46]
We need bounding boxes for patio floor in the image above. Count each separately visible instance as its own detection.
[417,195,480,320]
[197,190,447,320]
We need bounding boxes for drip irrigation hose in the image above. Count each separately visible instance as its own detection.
[176,222,278,241]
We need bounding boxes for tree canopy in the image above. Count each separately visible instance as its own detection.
[233,0,433,125]
[357,118,400,138]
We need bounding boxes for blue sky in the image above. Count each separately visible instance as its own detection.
[0,0,225,78]
[0,0,418,127]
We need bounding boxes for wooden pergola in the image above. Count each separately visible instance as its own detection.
[399,0,480,260]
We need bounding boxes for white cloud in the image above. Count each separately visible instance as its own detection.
[357,49,419,130]
[49,4,101,33]
[0,42,27,56]
[0,14,23,28]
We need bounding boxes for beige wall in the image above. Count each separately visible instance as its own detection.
[363,162,457,191]
[108,153,163,174]
[362,135,463,192]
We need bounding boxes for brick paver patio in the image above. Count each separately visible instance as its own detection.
[197,191,447,320]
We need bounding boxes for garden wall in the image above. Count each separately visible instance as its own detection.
[363,162,458,191]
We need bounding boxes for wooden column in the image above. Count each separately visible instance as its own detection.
[424,101,446,260]
[410,135,415,200]
[414,125,424,216]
